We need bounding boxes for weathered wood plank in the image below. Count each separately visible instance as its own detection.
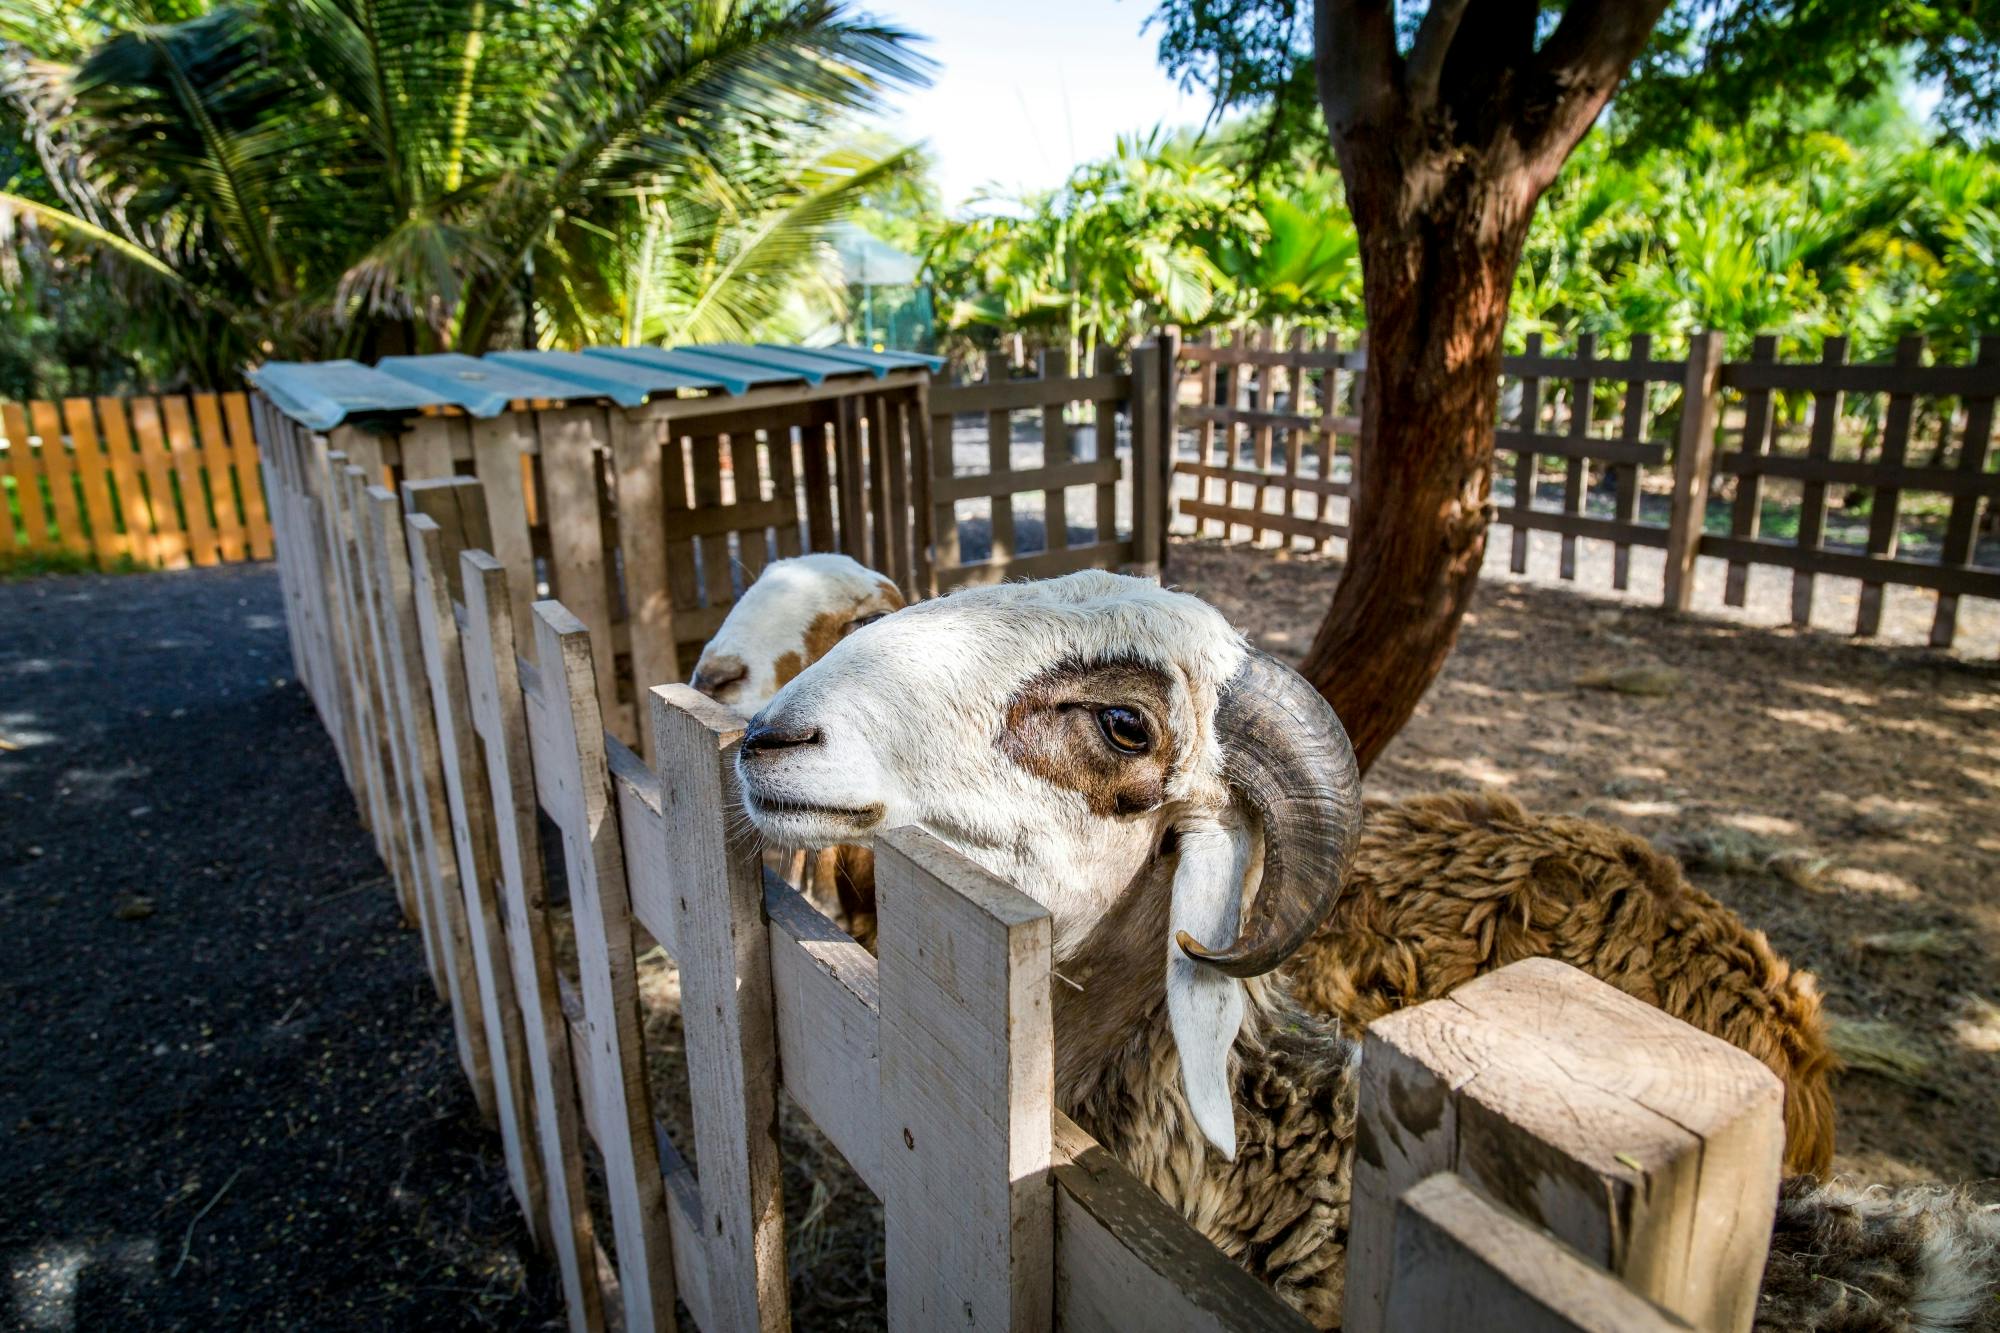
[1383,1174,1695,1333]
[1932,340,1998,646]
[537,407,623,737]
[224,392,274,559]
[461,550,607,1331]
[877,828,1054,1332]
[61,399,124,564]
[609,412,678,753]
[129,398,187,567]
[193,393,246,562]
[648,685,789,1331]
[403,486,548,1239]
[1343,957,1782,1333]
[31,399,89,556]
[531,603,677,1333]
[1857,335,1925,636]
[1723,335,1779,606]
[1788,337,1848,626]
[931,370,1131,415]
[1509,333,1545,575]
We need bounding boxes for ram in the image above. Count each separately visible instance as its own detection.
[689,552,902,941]
[710,558,1835,1172]
[734,570,1999,1331]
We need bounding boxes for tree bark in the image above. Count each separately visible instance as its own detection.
[1297,0,1670,774]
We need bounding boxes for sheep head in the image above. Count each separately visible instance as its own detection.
[690,553,905,715]
[733,570,1362,1158]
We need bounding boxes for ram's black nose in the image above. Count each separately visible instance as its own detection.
[741,721,822,754]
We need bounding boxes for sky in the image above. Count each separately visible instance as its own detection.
[862,0,1208,213]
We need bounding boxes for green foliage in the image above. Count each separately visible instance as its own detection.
[922,98,2000,368]
[0,0,928,390]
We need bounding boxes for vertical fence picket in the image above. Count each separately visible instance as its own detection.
[1932,338,1998,646]
[224,393,274,559]
[532,605,677,1333]
[1664,332,1725,612]
[1610,335,1652,591]
[1041,349,1071,555]
[1857,335,1926,636]
[649,686,790,1332]
[461,549,607,1332]
[194,393,247,561]
[1790,337,1848,627]
[62,399,123,565]
[1723,335,1779,606]
[1509,333,1544,575]
[878,828,1054,1332]
[403,481,549,1241]
[30,400,88,556]
[1559,334,1595,582]
[130,399,187,567]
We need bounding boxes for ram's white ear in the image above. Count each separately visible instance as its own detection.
[1167,808,1253,1161]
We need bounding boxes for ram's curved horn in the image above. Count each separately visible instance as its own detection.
[1175,649,1362,977]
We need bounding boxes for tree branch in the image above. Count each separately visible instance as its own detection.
[1521,0,1673,178]
[1313,0,1398,133]
[1403,0,1471,114]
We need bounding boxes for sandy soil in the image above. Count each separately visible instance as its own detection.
[1169,538,2000,1186]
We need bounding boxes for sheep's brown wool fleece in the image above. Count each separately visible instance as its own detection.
[1294,790,1838,1175]
[1757,1178,2000,1332]
[1066,984,1360,1329]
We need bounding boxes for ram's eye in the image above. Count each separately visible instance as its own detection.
[1096,706,1151,755]
[843,611,889,637]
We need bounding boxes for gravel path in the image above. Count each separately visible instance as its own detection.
[0,567,559,1331]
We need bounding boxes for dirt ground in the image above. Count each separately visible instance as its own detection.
[0,567,563,1330]
[1169,539,2000,1186]
[8,545,1994,1329]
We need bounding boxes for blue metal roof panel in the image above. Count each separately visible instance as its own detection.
[374,353,592,417]
[249,359,453,431]
[487,350,729,407]
[683,344,839,384]
[582,346,789,396]
[783,344,945,374]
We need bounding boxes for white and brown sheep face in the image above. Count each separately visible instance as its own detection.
[689,553,905,716]
[734,571,1362,1158]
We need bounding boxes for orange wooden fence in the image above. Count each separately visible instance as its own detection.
[0,391,273,568]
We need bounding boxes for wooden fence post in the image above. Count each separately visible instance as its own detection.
[1129,334,1168,578]
[1343,957,1781,1333]
[649,685,790,1332]
[1662,331,1724,612]
[877,827,1055,1332]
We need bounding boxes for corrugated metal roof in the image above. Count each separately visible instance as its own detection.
[249,342,944,431]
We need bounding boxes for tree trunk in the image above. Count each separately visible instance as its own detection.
[1296,160,1537,773]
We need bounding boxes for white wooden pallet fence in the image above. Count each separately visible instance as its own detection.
[255,399,1783,1332]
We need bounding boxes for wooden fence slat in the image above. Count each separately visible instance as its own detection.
[364,483,495,1116]
[194,393,246,562]
[1723,335,1778,606]
[1789,338,1848,626]
[609,412,678,748]
[403,486,549,1242]
[877,828,1054,1332]
[100,397,155,564]
[866,393,895,578]
[532,603,677,1333]
[62,399,124,565]
[767,421,805,560]
[648,685,790,1332]
[461,549,607,1331]
[836,395,867,560]
[2,402,46,553]
[1041,350,1071,555]
[1195,333,1220,536]
[690,430,736,615]
[320,439,396,864]
[400,415,457,481]
[341,463,439,975]
[1250,326,1276,544]
[727,427,770,583]
[803,401,838,556]
[987,403,1017,565]
[537,407,624,739]
[468,414,540,649]
[1931,338,1998,646]
[1509,333,1544,575]
[162,396,218,565]
[1857,335,1926,637]
[1559,334,1596,581]
[130,398,187,568]
[929,400,961,575]
[30,400,89,556]
[1610,335,1653,590]
[1343,958,1781,1333]
[224,392,274,559]
[885,396,916,597]
[1315,331,1344,547]
[1383,1174,1694,1333]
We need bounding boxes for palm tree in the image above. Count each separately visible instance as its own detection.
[0,0,926,383]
